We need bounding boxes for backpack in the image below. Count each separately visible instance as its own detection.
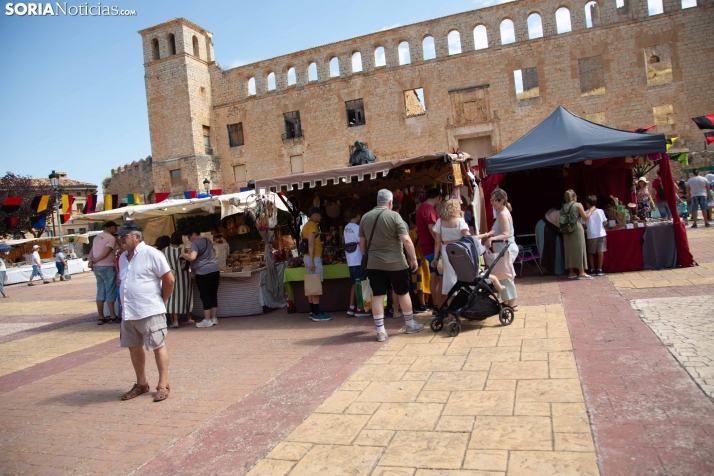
[559,203,578,234]
[655,179,666,201]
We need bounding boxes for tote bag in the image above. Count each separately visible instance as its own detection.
[304,273,323,296]
[483,249,515,281]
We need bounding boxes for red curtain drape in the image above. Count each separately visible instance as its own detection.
[653,153,694,267]
[482,173,507,230]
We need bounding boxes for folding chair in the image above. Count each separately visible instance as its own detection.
[515,244,543,277]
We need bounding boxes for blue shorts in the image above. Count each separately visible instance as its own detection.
[691,196,707,214]
[423,253,443,277]
[31,264,44,277]
[348,265,365,284]
[94,266,117,302]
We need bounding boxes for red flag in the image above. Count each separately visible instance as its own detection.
[83,194,97,214]
[60,213,71,224]
[692,114,714,130]
[209,189,222,196]
[155,192,170,203]
[705,132,714,145]
[1,197,22,213]
[630,125,656,133]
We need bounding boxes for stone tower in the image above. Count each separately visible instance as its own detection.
[138,18,220,196]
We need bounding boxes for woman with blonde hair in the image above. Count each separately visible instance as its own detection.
[431,199,470,297]
[484,188,519,309]
[561,189,597,279]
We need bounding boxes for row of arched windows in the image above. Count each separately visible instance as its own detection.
[150,33,201,61]
[241,0,697,95]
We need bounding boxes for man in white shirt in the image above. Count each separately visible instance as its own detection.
[28,244,52,285]
[582,196,608,276]
[686,169,711,227]
[116,222,175,403]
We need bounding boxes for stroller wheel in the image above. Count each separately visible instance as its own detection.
[446,321,461,337]
[499,307,515,326]
[430,318,443,333]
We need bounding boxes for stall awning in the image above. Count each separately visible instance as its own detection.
[3,233,91,247]
[257,152,470,191]
[70,191,287,224]
[485,107,666,174]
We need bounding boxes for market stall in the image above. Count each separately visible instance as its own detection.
[1,234,91,284]
[258,152,484,312]
[72,192,289,318]
[484,106,693,272]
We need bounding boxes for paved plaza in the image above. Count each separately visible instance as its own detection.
[0,227,712,475]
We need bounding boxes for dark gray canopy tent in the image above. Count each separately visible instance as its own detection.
[485,106,666,173]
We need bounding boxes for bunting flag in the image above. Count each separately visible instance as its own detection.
[183,191,197,199]
[104,194,119,210]
[4,217,19,228]
[155,192,170,203]
[631,125,656,133]
[209,189,222,196]
[126,193,141,205]
[30,195,50,213]
[61,194,74,214]
[1,197,22,213]
[665,137,678,150]
[31,216,46,230]
[83,194,97,214]
[692,114,714,130]
[668,152,688,166]
[705,132,714,145]
[60,213,71,224]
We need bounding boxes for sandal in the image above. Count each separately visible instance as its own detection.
[121,383,150,400]
[97,318,110,325]
[186,319,195,324]
[512,305,519,312]
[111,317,122,324]
[170,323,179,328]
[27,283,35,286]
[154,384,170,402]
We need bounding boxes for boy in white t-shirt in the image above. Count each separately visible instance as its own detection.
[582,195,608,276]
[344,207,370,317]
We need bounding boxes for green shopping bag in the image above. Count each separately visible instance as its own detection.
[356,278,387,314]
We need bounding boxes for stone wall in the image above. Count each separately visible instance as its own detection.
[123,0,714,197]
[103,158,156,202]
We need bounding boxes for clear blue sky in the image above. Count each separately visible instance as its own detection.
[0,0,506,194]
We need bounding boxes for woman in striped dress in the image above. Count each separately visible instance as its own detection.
[163,232,194,327]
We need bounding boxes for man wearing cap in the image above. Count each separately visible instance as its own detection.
[302,207,331,321]
[89,221,119,324]
[117,222,175,402]
[28,244,52,286]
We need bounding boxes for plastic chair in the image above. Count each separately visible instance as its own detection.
[515,244,543,277]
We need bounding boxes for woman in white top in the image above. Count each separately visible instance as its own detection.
[431,199,470,295]
[484,188,519,309]
[0,253,8,298]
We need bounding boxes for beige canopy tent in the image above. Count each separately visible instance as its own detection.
[4,233,91,247]
[70,191,288,245]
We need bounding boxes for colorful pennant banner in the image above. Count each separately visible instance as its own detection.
[30,195,50,213]
[155,192,170,203]
[61,194,74,214]
[31,216,46,230]
[1,197,22,213]
[209,189,222,196]
[104,194,119,210]
[83,194,97,214]
[183,191,197,199]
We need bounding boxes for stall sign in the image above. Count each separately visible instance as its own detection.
[451,164,463,186]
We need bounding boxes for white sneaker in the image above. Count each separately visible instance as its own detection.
[212,317,218,325]
[376,331,388,342]
[196,319,214,328]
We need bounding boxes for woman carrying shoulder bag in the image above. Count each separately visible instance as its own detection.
[560,190,597,280]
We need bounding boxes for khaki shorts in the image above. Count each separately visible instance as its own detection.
[120,314,167,351]
[586,237,607,254]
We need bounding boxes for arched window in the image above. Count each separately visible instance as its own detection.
[398,41,411,65]
[192,35,199,57]
[352,52,363,73]
[473,25,488,50]
[267,72,276,91]
[556,8,572,33]
[329,57,340,77]
[527,14,543,39]
[152,38,160,60]
[448,30,461,55]
[500,19,515,45]
[374,47,386,67]
[584,2,598,28]
[247,77,256,95]
[168,33,176,55]
[422,36,436,60]
[308,62,318,81]
[681,0,697,8]
[287,67,296,86]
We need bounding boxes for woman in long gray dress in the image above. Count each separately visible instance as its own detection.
[484,189,520,310]
[163,232,194,327]
[561,190,597,280]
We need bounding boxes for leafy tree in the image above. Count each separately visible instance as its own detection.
[0,172,59,239]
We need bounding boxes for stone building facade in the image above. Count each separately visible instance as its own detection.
[105,0,714,197]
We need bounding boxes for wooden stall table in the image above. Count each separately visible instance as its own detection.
[192,268,264,318]
[284,263,352,313]
[602,227,645,273]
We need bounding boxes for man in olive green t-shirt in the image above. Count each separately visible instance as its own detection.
[359,189,423,342]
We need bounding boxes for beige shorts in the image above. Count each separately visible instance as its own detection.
[586,237,607,254]
[120,314,167,351]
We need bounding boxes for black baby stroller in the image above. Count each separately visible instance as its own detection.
[430,237,515,337]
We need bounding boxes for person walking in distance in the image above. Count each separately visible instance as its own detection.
[359,189,423,342]
[117,222,175,402]
[55,246,68,281]
[0,252,8,298]
[28,244,52,286]
[416,188,443,314]
[90,221,119,324]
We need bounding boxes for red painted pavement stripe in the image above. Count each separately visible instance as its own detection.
[0,338,122,395]
[560,277,714,476]
[136,319,404,476]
